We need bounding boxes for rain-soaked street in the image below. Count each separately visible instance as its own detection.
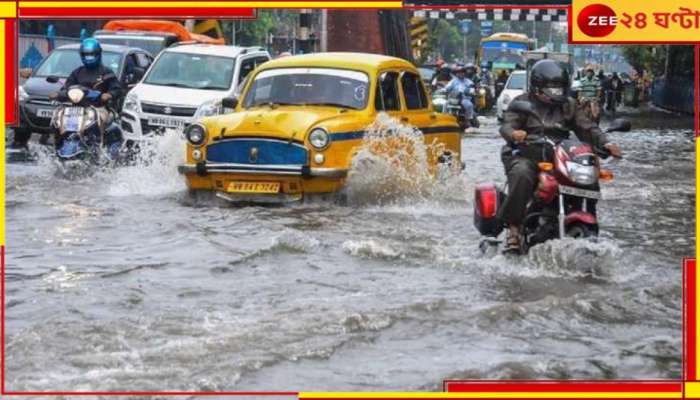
[5,106,694,391]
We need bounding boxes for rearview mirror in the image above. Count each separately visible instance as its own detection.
[606,118,631,133]
[222,97,238,110]
[19,68,32,79]
[46,75,60,84]
[133,66,146,81]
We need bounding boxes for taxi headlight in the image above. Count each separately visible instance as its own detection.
[309,128,330,150]
[185,123,207,146]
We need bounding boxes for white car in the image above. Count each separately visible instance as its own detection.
[120,44,270,140]
[496,70,527,121]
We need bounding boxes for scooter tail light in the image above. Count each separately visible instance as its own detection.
[538,162,553,172]
[475,184,498,218]
[599,169,614,182]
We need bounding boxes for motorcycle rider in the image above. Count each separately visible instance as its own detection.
[431,60,452,91]
[49,38,123,148]
[443,65,476,129]
[498,59,622,253]
[577,65,602,123]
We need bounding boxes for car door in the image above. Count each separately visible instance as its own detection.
[398,69,461,162]
[373,70,403,122]
[235,56,257,97]
[398,69,433,130]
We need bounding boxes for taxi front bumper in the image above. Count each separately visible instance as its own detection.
[177,162,349,179]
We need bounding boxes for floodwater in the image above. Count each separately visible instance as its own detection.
[5,106,694,392]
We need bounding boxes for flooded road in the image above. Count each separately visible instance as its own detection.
[5,106,694,392]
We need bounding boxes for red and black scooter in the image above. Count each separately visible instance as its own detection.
[473,100,631,253]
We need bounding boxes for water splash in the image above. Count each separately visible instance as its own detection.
[345,113,465,205]
[105,132,187,197]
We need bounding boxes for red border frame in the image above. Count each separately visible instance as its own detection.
[2,2,696,396]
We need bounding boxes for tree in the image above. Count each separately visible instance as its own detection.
[620,45,667,75]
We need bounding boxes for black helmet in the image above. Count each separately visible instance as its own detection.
[529,59,570,104]
[465,62,477,75]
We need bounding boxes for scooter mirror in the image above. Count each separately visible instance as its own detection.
[606,118,632,133]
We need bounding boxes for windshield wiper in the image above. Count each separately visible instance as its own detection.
[303,102,356,109]
[148,82,195,89]
[197,85,227,91]
[251,101,299,109]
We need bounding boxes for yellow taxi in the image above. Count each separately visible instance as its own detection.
[178,52,461,203]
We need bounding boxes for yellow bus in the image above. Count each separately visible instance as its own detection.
[478,33,534,74]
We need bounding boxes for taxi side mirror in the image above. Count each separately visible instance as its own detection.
[222,97,238,109]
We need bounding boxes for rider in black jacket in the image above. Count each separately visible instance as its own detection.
[498,60,622,253]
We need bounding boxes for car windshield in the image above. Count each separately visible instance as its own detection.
[507,72,526,90]
[144,52,235,91]
[482,45,527,69]
[34,49,122,78]
[243,67,370,110]
[96,35,166,56]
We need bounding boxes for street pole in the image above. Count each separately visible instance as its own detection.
[320,9,328,52]
[231,21,236,46]
[463,34,467,63]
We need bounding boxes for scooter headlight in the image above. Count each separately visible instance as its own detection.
[185,123,207,146]
[309,128,330,150]
[67,88,84,104]
[566,162,598,186]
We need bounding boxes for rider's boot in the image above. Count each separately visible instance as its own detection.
[504,224,523,255]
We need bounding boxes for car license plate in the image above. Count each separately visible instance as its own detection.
[559,185,601,200]
[227,181,280,194]
[37,108,54,118]
[147,116,185,128]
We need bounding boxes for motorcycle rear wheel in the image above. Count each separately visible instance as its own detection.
[566,223,597,239]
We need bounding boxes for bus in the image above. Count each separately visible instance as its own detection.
[478,33,534,74]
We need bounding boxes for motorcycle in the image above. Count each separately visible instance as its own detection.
[473,100,631,254]
[432,87,448,114]
[445,88,480,130]
[50,82,124,168]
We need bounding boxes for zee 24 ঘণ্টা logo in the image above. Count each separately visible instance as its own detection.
[576,2,700,40]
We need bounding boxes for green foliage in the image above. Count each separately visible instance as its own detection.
[620,45,667,75]
[225,10,282,46]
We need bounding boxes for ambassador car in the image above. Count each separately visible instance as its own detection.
[178,52,462,203]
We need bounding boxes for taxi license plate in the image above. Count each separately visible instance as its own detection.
[559,185,601,200]
[37,108,54,118]
[147,117,185,128]
[226,182,280,194]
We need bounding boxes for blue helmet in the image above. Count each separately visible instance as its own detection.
[80,38,102,69]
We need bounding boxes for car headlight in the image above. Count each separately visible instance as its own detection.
[502,94,511,104]
[566,162,597,186]
[193,99,223,119]
[185,123,207,146]
[19,85,29,102]
[123,92,140,113]
[309,128,330,150]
